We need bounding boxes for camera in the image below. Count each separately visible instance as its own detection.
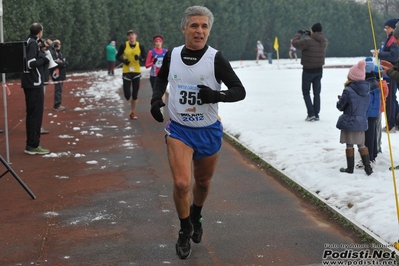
[37,38,44,46]
[298,29,311,35]
[53,42,59,48]
[37,38,48,49]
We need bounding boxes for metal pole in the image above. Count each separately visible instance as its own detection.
[0,0,35,199]
[0,0,10,163]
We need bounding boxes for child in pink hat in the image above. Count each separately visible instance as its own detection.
[336,60,373,175]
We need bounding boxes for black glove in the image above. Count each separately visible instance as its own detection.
[297,30,306,34]
[150,99,165,122]
[198,85,221,104]
[134,54,141,61]
[153,57,157,64]
[122,59,130,65]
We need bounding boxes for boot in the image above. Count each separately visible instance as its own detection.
[359,147,373,175]
[340,149,354,173]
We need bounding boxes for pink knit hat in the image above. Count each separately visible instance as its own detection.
[348,60,366,81]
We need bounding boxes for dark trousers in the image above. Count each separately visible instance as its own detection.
[150,76,156,89]
[122,73,141,100]
[302,70,322,118]
[54,81,63,109]
[365,117,378,161]
[108,61,116,75]
[385,78,398,130]
[24,87,44,148]
[266,52,272,64]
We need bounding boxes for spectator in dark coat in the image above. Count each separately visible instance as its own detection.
[21,23,50,155]
[292,22,328,122]
[264,38,273,64]
[336,60,372,175]
[377,19,399,133]
[359,58,381,167]
[383,21,399,87]
[50,39,68,112]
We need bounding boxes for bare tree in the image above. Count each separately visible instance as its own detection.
[369,0,399,17]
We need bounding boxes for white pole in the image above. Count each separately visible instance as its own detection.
[0,0,11,163]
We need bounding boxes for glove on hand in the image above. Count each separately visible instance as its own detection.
[122,59,130,65]
[153,57,157,64]
[198,85,220,104]
[150,99,165,122]
[134,54,141,61]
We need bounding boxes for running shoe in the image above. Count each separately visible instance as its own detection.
[129,112,137,120]
[24,146,50,155]
[175,228,192,259]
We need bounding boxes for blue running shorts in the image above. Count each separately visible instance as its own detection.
[165,119,223,160]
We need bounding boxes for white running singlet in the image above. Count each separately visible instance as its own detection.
[168,45,221,127]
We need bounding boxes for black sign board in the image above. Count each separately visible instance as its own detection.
[0,41,27,73]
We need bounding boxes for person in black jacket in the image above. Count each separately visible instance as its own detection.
[150,6,245,260]
[378,19,399,133]
[50,39,68,111]
[38,38,50,134]
[21,23,50,155]
[264,38,273,64]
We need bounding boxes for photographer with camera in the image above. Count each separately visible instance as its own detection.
[37,39,50,84]
[50,39,68,112]
[45,39,56,60]
[21,23,50,155]
[37,38,51,134]
[292,22,328,122]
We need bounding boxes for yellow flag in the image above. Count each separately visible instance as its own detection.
[273,37,279,51]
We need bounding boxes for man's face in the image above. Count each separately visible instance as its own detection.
[182,15,210,51]
[128,33,137,44]
[385,26,394,36]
